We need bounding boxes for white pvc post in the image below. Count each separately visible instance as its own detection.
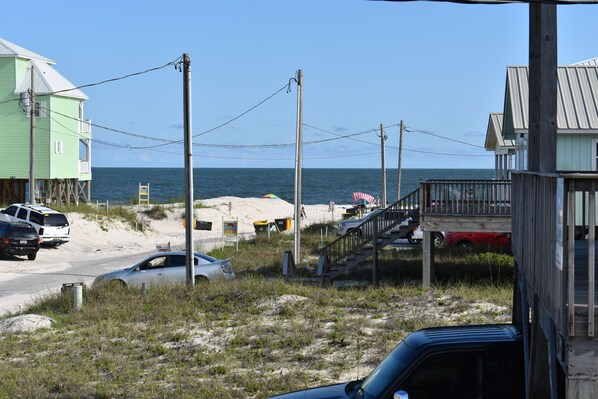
[73,284,83,311]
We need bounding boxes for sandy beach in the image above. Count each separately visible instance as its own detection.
[0,197,348,314]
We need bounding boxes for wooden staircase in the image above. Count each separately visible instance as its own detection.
[318,189,420,281]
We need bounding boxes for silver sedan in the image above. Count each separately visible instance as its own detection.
[92,251,235,288]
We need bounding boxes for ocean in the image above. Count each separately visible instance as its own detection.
[90,168,494,205]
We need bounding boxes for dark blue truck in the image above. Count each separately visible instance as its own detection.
[269,324,524,399]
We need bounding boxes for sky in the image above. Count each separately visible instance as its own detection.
[3,1,598,169]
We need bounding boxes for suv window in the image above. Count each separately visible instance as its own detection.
[29,211,44,226]
[17,208,28,220]
[44,213,69,226]
[4,206,17,216]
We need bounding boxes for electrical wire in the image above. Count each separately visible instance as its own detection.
[47,55,184,96]
[405,126,485,149]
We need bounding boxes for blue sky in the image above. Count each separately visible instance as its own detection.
[4,1,598,169]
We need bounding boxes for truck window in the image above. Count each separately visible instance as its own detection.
[481,350,525,399]
[398,353,477,399]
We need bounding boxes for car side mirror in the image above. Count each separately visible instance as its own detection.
[134,266,141,272]
[394,390,409,399]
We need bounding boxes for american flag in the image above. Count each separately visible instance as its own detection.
[353,192,375,204]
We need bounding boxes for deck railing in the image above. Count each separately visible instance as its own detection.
[512,172,598,338]
[420,179,511,215]
[318,188,419,277]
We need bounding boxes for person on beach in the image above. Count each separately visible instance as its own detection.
[300,206,307,219]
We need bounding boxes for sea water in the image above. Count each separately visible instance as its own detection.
[90,168,493,205]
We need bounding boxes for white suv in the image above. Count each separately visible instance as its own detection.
[1,204,70,246]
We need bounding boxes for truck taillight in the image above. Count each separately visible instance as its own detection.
[1,236,9,245]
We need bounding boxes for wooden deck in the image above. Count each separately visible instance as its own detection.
[419,179,512,233]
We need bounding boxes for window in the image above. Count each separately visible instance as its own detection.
[17,208,28,220]
[146,256,167,269]
[398,353,478,399]
[28,101,47,118]
[29,211,44,226]
[4,206,18,216]
[593,139,598,171]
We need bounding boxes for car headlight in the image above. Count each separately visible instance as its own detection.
[219,260,233,274]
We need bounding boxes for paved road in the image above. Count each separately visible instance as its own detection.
[0,251,148,315]
[0,236,226,316]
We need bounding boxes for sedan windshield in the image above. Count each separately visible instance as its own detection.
[355,342,415,399]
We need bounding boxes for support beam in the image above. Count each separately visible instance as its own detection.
[422,230,434,289]
[528,3,557,173]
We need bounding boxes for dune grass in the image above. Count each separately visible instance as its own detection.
[0,224,515,398]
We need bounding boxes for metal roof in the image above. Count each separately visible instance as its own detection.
[505,65,598,133]
[573,57,598,66]
[14,59,88,100]
[485,112,515,151]
[0,38,54,64]
[15,60,88,100]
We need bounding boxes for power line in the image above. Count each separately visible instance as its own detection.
[404,126,485,149]
[0,56,184,106]
[48,55,184,96]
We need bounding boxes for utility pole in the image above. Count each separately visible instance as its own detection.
[378,123,387,208]
[183,53,195,287]
[29,65,35,204]
[397,120,404,202]
[293,69,303,263]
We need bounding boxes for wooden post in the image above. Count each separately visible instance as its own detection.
[422,230,432,289]
[528,3,557,173]
[372,221,379,288]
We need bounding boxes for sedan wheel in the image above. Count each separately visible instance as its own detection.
[109,280,127,289]
[433,233,444,248]
[458,240,473,251]
[194,276,209,285]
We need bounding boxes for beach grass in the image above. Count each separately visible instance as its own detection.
[0,228,515,398]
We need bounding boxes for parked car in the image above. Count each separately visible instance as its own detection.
[406,226,445,247]
[444,231,511,251]
[269,324,524,399]
[0,220,40,260]
[1,203,70,246]
[337,209,384,235]
[92,251,235,288]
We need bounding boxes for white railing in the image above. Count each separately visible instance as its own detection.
[79,119,92,134]
[79,160,90,174]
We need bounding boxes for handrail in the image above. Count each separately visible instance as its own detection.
[318,188,419,277]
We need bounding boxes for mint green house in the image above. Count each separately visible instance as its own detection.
[486,59,598,174]
[0,38,91,205]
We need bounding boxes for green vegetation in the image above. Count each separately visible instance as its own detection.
[0,224,515,398]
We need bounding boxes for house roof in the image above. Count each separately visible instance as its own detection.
[484,112,515,151]
[505,65,598,134]
[573,57,598,66]
[0,38,54,64]
[14,59,88,100]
